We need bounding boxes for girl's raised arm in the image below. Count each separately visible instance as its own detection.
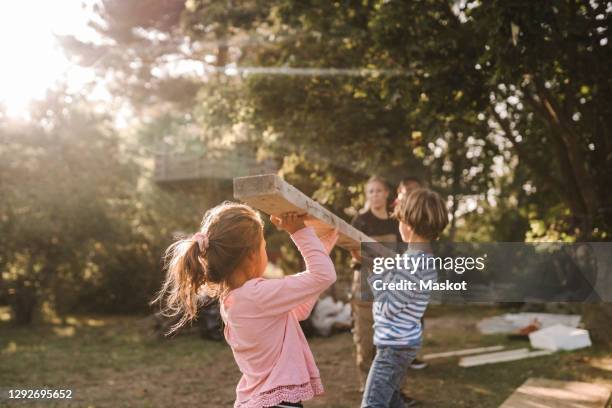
[247,223,338,318]
[289,227,338,320]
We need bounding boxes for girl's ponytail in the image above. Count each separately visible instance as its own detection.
[151,236,208,334]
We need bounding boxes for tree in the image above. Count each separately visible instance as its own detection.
[0,90,196,320]
[64,2,611,241]
[0,93,134,322]
[469,0,612,239]
[62,0,611,341]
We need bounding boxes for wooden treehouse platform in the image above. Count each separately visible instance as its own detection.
[153,151,277,183]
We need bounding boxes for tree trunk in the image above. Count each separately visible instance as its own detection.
[582,303,612,346]
[9,277,38,325]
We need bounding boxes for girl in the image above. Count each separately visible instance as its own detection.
[153,202,338,408]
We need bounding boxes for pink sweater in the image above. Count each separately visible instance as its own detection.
[220,227,336,408]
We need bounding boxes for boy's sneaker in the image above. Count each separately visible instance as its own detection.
[400,392,420,407]
[409,358,427,369]
[404,398,420,407]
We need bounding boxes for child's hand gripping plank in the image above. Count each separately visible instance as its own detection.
[271,213,339,255]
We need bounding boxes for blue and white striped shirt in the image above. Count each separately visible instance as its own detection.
[368,250,437,348]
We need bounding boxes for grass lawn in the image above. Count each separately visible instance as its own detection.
[1,305,611,407]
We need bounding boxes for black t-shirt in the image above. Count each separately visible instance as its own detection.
[351,209,402,243]
[351,209,401,270]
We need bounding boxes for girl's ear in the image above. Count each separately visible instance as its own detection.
[245,246,261,264]
[399,221,411,239]
[245,249,256,262]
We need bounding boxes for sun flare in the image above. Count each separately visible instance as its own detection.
[0,1,96,118]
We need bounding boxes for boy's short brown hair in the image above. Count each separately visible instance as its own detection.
[393,188,449,240]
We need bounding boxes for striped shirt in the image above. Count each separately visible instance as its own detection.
[368,250,437,347]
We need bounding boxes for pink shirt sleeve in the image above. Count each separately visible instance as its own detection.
[246,227,336,318]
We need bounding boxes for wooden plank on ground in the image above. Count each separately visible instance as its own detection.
[499,378,611,408]
[423,345,505,360]
[233,174,375,251]
[459,348,554,367]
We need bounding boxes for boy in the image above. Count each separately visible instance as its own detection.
[350,176,402,391]
[361,188,449,408]
[393,177,429,372]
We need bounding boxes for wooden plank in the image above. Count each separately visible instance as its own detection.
[459,348,554,368]
[423,345,505,360]
[499,378,611,408]
[233,174,375,251]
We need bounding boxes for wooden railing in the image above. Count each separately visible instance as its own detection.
[153,151,277,183]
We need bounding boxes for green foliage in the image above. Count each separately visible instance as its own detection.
[232,0,610,239]
[0,92,226,323]
[1,94,133,322]
[60,0,611,241]
[16,0,607,326]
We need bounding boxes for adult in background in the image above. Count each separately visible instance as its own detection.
[394,177,423,207]
[350,176,402,391]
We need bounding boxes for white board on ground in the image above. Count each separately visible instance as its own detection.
[459,348,554,368]
[477,313,582,335]
[423,345,505,360]
[529,324,592,351]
